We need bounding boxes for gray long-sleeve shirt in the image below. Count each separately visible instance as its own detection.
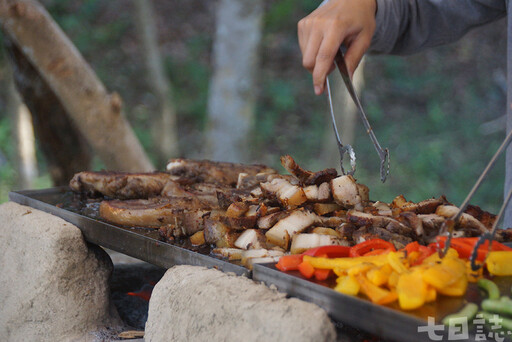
[369,0,511,227]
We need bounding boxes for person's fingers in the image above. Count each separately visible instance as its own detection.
[297,18,308,55]
[312,31,345,95]
[302,30,323,73]
[344,32,372,78]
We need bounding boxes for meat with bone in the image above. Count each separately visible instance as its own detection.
[70,171,175,199]
[166,158,277,186]
[100,197,210,236]
[280,155,338,185]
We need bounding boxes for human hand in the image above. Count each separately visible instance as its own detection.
[298,0,377,95]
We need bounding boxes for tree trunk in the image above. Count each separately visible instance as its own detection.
[204,0,263,163]
[133,0,179,165]
[6,62,38,189]
[0,0,154,172]
[321,59,366,170]
[4,36,92,186]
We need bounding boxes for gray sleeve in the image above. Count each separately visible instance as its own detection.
[370,0,506,55]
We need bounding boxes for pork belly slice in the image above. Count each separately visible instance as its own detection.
[100,198,210,235]
[260,178,307,207]
[318,182,332,202]
[226,202,250,217]
[166,158,277,186]
[310,227,342,238]
[241,249,284,268]
[265,209,318,249]
[70,171,174,199]
[234,229,267,250]
[435,205,488,234]
[313,203,342,216]
[211,248,243,261]
[398,212,424,237]
[290,233,348,254]
[330,175,369,209]
[280,155,338,185]
[204,219,240,248]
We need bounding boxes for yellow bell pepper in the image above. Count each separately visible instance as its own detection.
[437,275,467,296]
[387,251,409,274]
[356,273,394,304]
[425,286,437,303]
[465,261,483,282]
[303,254,388,270]
[387,271,399,288]
[486,251,512,276]
[422,256,465,290]
[347,262,375,276]
[397,269,428,310]
[367,264,393,286]
[335,275,360,295]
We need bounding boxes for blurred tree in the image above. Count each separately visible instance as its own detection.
[6,62,37,189]
[204,0,263,163]
[4,36,90,186]
[0,0,153,173]
[133,0,179,165]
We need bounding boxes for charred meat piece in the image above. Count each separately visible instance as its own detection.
[436,205,488,235]
[204,218,241,248]
[100,197,210,236]
[352,226,413,249]
[216,189,258,209]
[464,204,496,230]
[280,155,338,185]
[166,158,276,186]
[391,195,448,215]
[236,172,279,190]
[70,171,174,199]
[257,211,291,230]
[331,175,369,209]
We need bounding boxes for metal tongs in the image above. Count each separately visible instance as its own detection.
[326,48,390,182]
[438,129,512,271]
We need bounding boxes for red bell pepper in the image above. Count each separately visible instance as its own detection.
[314,268,332,281]
[298,260,315,279]
[349,239,396,257]
[302,245,351,258]
[275,254,303,272]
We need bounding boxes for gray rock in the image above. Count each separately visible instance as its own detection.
[0,202,122,342]
[145,265,337,342]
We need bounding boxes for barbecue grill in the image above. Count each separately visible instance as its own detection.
[10,187,511,342]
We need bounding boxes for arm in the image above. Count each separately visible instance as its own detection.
[371,0,506,55]
[298,0,506,95]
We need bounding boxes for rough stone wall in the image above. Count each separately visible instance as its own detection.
[0,202,122,342]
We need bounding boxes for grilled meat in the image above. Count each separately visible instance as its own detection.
[166,158,277,186]
[70,171,174,199]
[100,197,210,236]
[70,156,512,261]
[280,155,338,185]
